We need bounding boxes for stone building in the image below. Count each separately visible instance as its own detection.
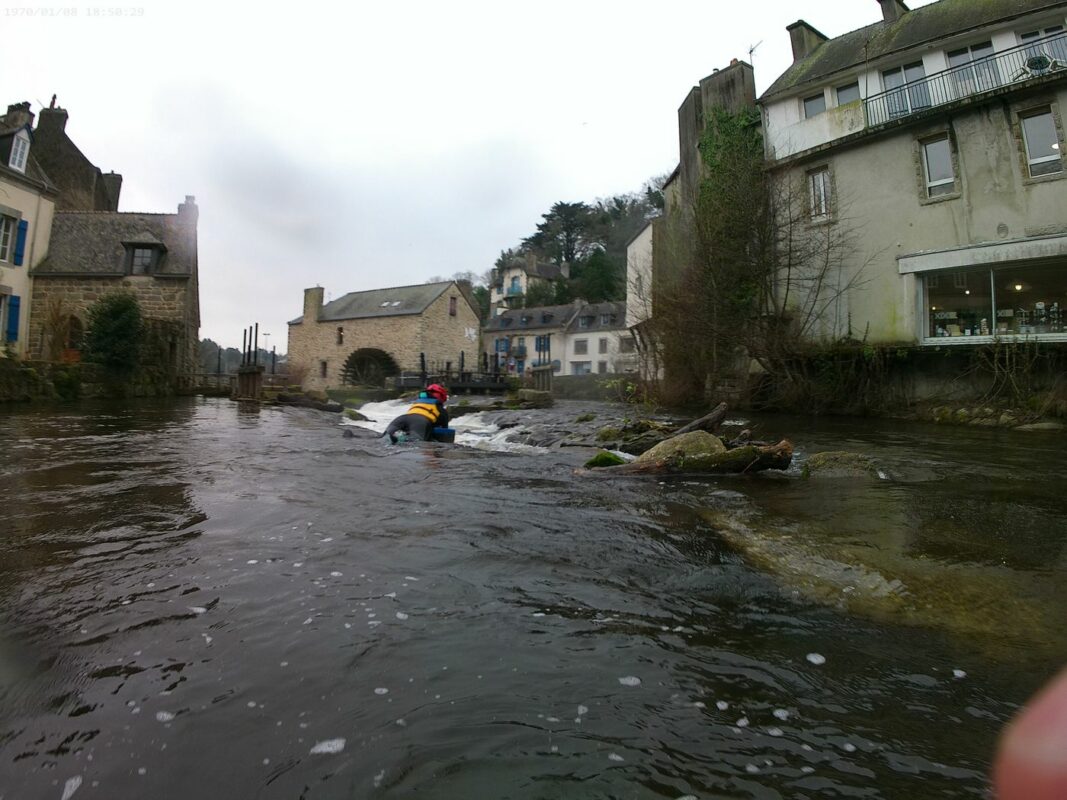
[31,100,122,212]
[760,0,1067,346]
[0,101,57,357]
[28,197,201,385]
[288,281,482,392]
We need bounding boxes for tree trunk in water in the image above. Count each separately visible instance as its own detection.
[583,439,794,475]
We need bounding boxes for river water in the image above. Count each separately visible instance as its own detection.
[0,397,1065,799]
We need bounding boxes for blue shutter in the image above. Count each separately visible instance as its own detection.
[6,295,20,342]
[13,220,28,266]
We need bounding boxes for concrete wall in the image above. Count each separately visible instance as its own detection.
[625,222,653,329]
[775,84,1067,345]
[289,282,481,392]
[0,176,55,356]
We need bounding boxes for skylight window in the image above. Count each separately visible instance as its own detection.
[380,301,390,307]
[391,301,401,307]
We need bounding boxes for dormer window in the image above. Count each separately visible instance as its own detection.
[578,315,593,329]
[8,131,29,173]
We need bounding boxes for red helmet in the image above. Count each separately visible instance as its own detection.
[426,383,448,402]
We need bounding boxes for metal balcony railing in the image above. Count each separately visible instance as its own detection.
[864,32,1067,127]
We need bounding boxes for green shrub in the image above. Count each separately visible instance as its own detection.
[84,293,143,376]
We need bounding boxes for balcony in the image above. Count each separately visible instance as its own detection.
[864,33,1067,128]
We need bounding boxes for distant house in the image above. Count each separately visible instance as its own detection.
[489,253,570,315]
[28,197,201,384]
[0,101,57,358]
[288,281,481,392]
[561,301,636,376]
[482,302,580,375]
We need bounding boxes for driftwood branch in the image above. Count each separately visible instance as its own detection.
[670,402,729,436]
[581,439,794,476]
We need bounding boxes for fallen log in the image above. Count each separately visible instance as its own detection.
[582,439,794,476]
[670,402,729,437]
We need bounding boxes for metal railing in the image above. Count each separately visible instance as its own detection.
[864,32,1067,127]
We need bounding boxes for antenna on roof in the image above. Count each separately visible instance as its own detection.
[748,40,762,63]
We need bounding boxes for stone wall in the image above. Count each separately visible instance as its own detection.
[288,284,481,392]
[27,275,198,383]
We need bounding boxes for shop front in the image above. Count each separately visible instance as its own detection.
[899,235,1067,344]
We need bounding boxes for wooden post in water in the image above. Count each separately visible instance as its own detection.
[233,323,265,401]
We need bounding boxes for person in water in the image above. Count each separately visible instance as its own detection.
[384,383,449,443]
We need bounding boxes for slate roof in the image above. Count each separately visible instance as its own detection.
[291,282,456,324]
[761,0,1066,100]
[565,301,626,333]
[483,303,581,333]
[33,211,195,276]
[0,125,57,193]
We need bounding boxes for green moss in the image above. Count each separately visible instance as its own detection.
[595,426,621,442]
[584,450,626,469]
[575,412,596,423]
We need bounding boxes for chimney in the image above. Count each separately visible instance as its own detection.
[877,0,909,23]
[786,20,829,62]
[178,194,198,223]
[36,105,68,133]
[101,171,123,210]
[303,287,324,322]
[3,102,34,130]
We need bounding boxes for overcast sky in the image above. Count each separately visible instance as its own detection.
[3,0,936,349]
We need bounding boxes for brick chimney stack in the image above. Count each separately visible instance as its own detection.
[786,20,829,62]
[101,171,123,210]
[36,104,68,133]
[303,287,324,322]
[877,0,910,23]
[178,194,198,224]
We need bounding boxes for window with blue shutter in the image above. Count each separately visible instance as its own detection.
[6,295,20,342]
[13,220,28,266]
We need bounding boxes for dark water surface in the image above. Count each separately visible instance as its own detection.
[1,398,1065,799]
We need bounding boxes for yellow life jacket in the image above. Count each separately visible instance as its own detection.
[406,402,442,423]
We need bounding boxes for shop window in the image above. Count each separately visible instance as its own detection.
[994,264,1065,336]
[573,338,588,355]
[926,267,992,338]
[803,92,826,118]
[836,82,860,105]
[1020,108,1062,177]
[808,167,832,219]
[921,135,956,197]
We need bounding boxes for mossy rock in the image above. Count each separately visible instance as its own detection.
[343,408,368,421]
[596,426,621,442]
[517,389,552,408]
[575,412,596,423]
[634,431,726,464]
[584,450,627,468]
[802,450,879,479]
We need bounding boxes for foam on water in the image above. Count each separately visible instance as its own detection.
[309,738,345,755]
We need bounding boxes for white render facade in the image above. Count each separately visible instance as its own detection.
[760,0,1067,346]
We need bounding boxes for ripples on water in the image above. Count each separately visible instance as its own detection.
[0,398,1065,799]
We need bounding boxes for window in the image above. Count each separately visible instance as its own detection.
[600,313,616,325]
[598,337,608,354]
[0,216,13,262]
[449,296,457,316]
[922,135,956,197]
[336,327,344,345]
[803,92,826,118]
[578,315,592,328]
[573,338,588,355]
[882,62,930,117]
[597,361,608,374]
[1021,109,1062,177]
[947,41,999,98]
[1020,26,1067,64]
[319,360,327,378]
[619,337,636,353]
[808,167,831,219]
[8,132,28,173]
[130,247,155,275]
[836,82,860,105]
[924,263,1066,339]
[509,276,521,294]
[570,361,592,375]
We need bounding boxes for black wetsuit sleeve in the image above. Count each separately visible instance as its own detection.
[438,405,450,428]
